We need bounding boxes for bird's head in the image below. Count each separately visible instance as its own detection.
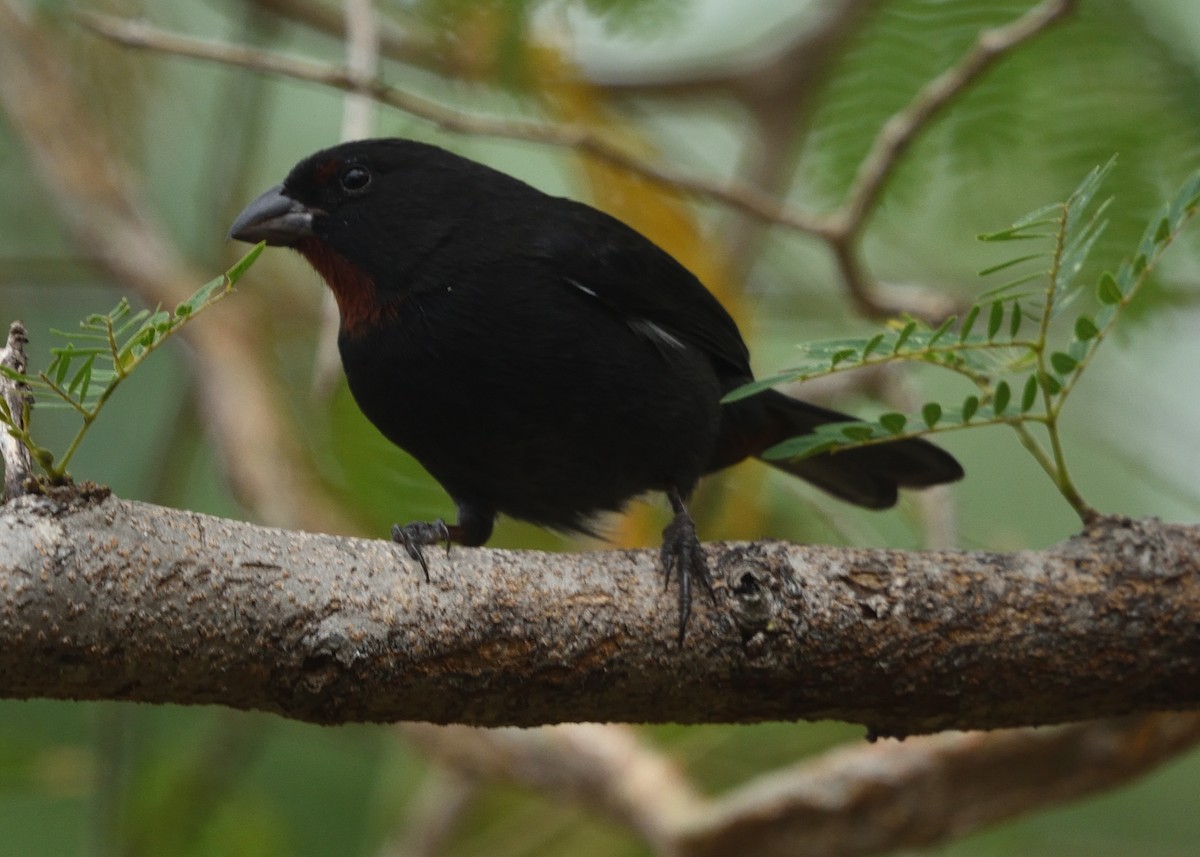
[229,138,475,333]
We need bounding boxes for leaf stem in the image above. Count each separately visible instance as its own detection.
[1009,422,1096,521]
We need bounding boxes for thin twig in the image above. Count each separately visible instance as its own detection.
[75,10,826,237]
[829,0,1080,237]
[707,0,883,279]
[815,0,1079,318]
[248,0,441,72]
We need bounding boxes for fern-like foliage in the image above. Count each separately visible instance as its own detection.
[0,244,264,484]
[724,159,1200,522]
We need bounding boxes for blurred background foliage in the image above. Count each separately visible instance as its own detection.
[2,0,1200,854]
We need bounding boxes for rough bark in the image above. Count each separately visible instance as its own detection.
[1,487,1196,733]
[0,321,32,501]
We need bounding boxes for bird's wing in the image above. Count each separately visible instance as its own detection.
[528,201,752,377]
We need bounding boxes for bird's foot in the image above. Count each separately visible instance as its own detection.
[391,519,451,582]
[660,505,715,645]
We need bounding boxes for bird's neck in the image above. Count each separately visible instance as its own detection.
[294,237,399,336]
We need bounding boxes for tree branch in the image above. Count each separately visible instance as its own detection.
[678,714,1200,857]
[403,716,1200,857]
[2,489,1197,733]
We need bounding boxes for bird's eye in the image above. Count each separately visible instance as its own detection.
[340,166,371,193]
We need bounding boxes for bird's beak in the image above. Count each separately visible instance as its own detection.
[228,184,316,246]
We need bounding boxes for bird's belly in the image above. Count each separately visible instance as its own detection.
[338,305,721,529]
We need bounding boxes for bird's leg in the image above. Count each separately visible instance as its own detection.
[391,520,449,582]
[391,501,494,582]
[660,487,715,643]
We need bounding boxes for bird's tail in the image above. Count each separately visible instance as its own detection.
[730,390,964,509]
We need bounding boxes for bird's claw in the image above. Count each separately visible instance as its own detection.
[660,511,714,645]
[391,519,451,582]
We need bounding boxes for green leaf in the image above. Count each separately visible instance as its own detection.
[1040,372,1062,395]
[831,347,857,367]
[67,355,95,399]
[977,201,1060,241]
[1021,374,1038,412]
[1114,263,1135,295]
[1169,171,1200,223]
[762,434,840,461]
[106,299,132,323]
[189,274,231,309]
[862,333,885,358]
[987,301,1004,339]
[50,328,107,342]
[147,310,171,333]
[721,372,791,404]
[993,381,1011,414]
[1074,315,1099,340]
[1011,202,1065,231]
[226,241,265,284]
[1009,301,1022,338]
[922,402,942,428]
[1056,207,1109,297]
[893,320,917,353]
[879,412,907,434]
[962,395,979,422]
[976,227,1054,242]
[113,308,152,340]
[53,346,72,385]
[959,305,981,341]
[1065,157,1116,221]
[1155,215,1171,242]
[926,315,956,347]
[978,254,1043,277]
[977,272,1044,302]
[183,245,261,312]
[840,424,876,441]
[1050,352,1078,374]
[1097,272,1122,305]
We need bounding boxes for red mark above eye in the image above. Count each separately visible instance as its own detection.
[313,158,343,186]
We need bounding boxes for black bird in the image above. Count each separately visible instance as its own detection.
[230,138,963,640]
